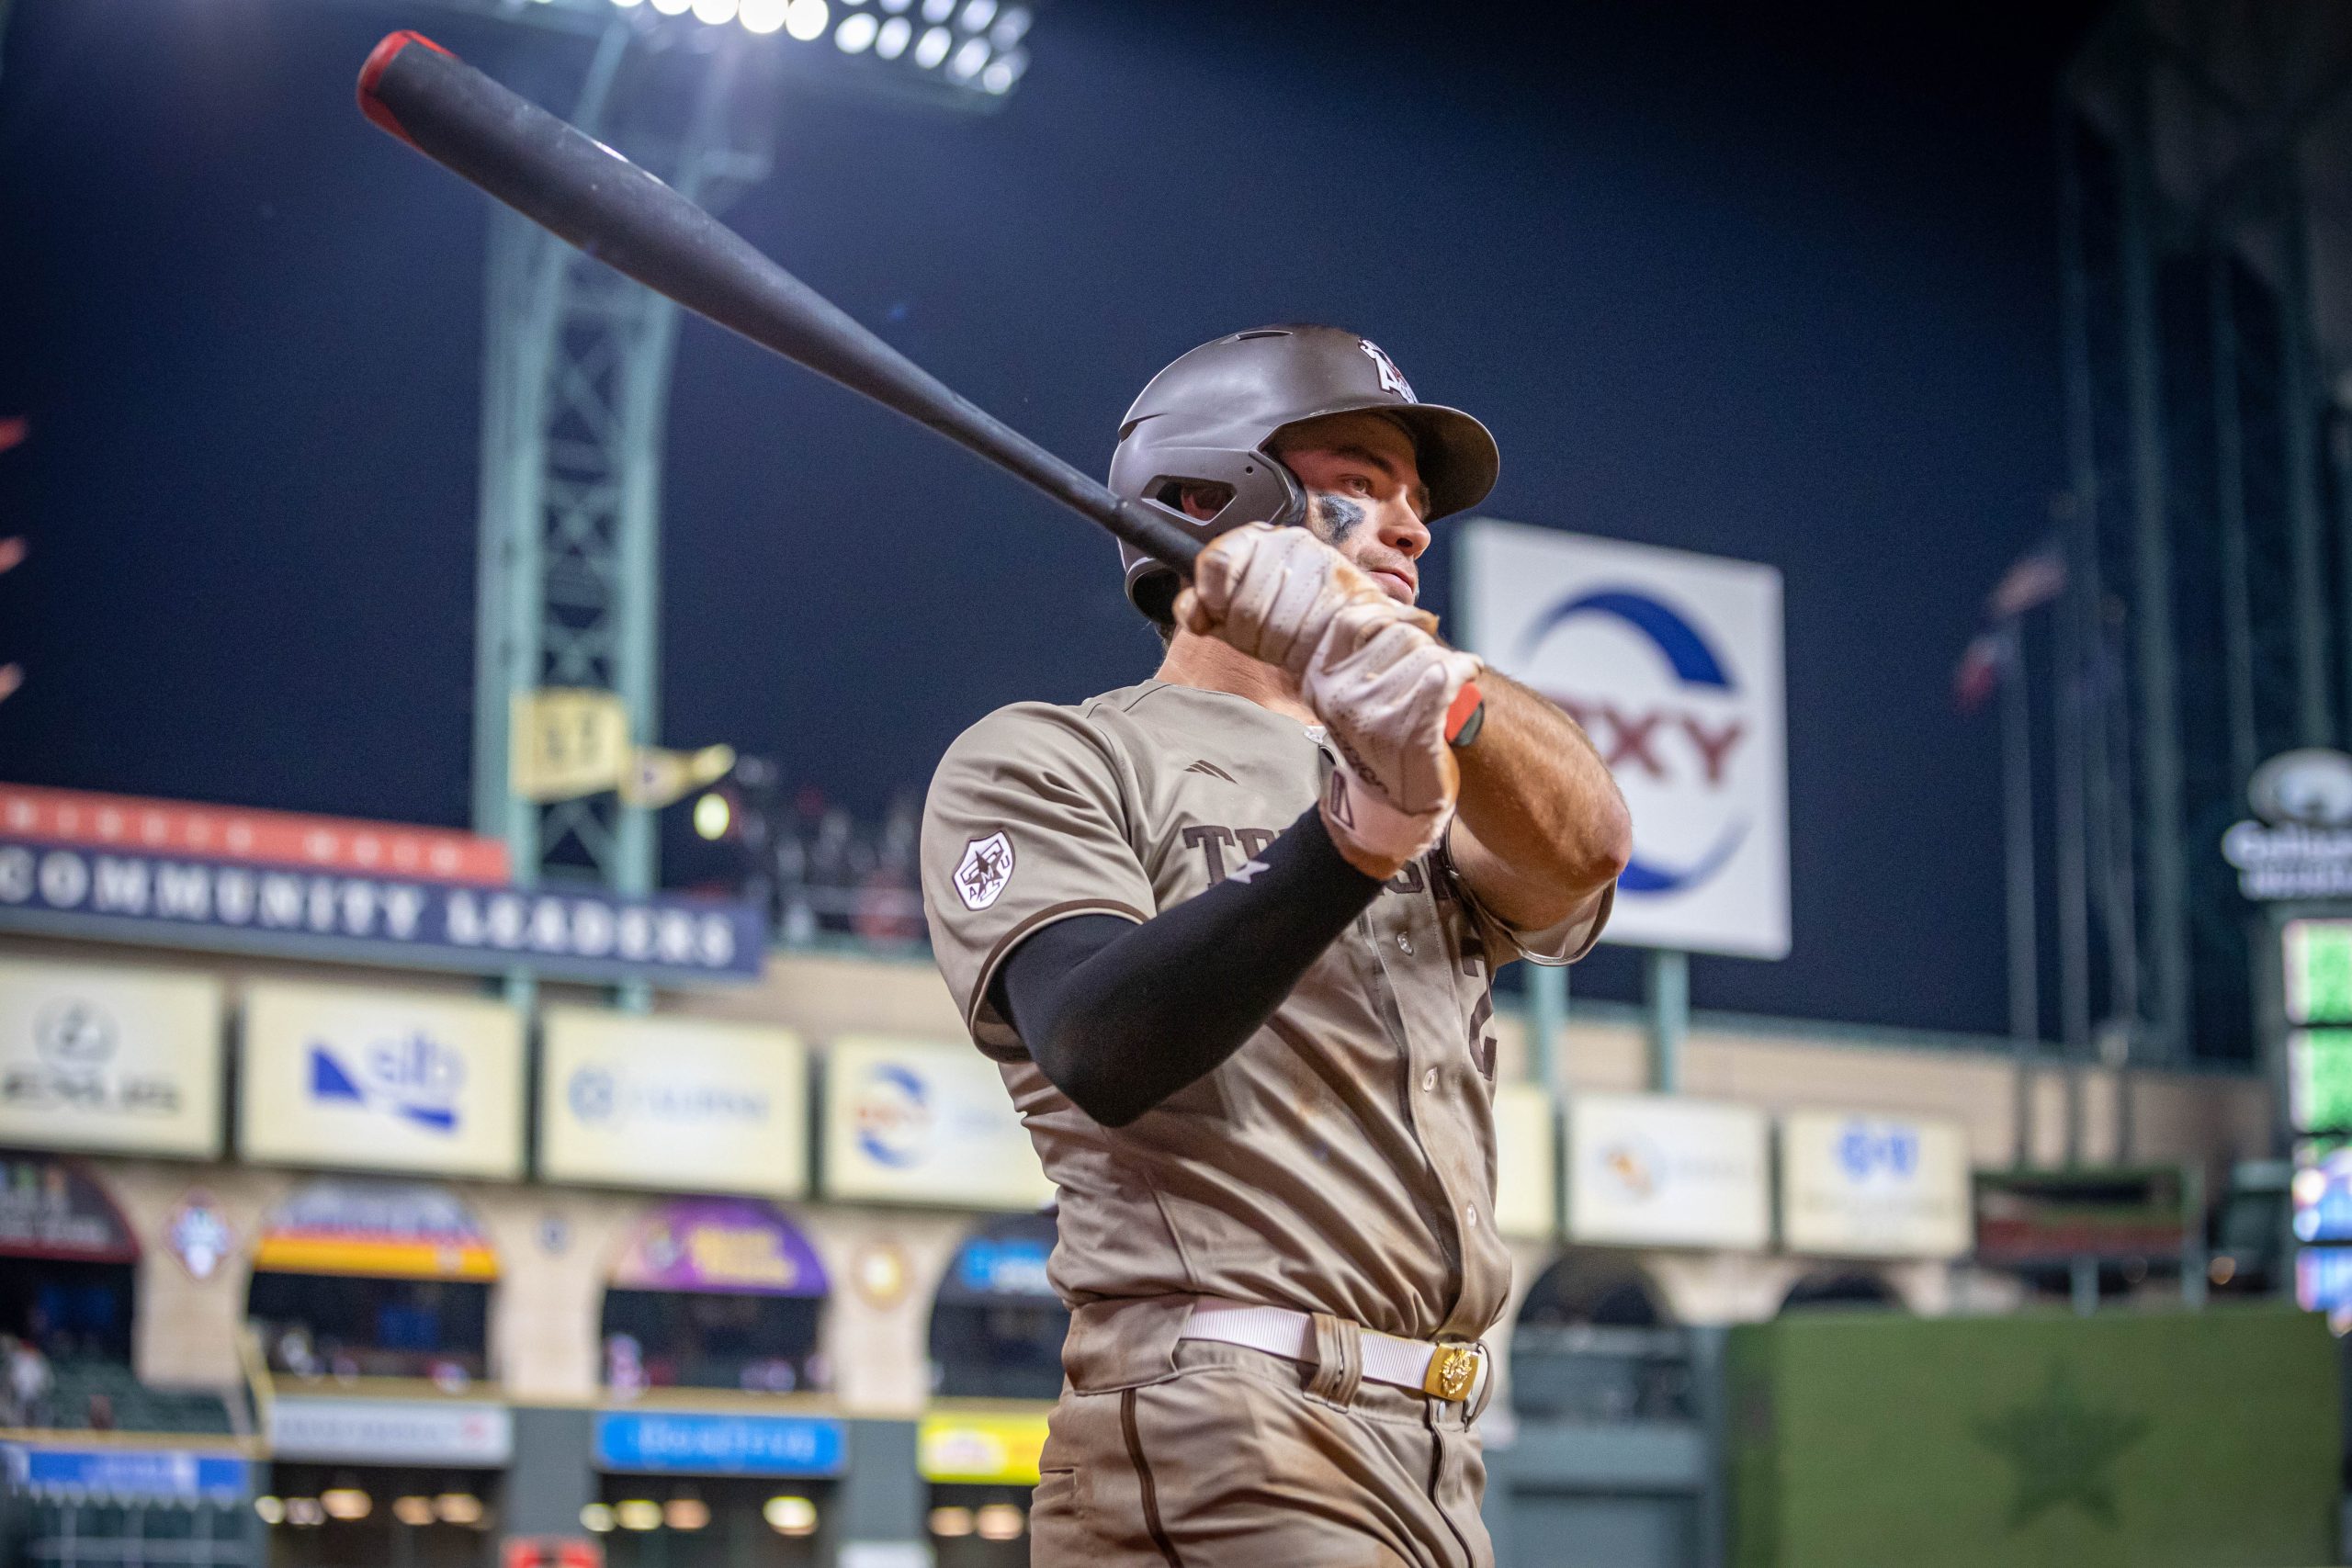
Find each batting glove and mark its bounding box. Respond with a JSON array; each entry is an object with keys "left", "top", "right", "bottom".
[
  {"left": 1173, "top": 523, "right": 1400, "bottom": 678},
  {"left": 1302, "top": 601, "right": 1483, "bottom": 879}
]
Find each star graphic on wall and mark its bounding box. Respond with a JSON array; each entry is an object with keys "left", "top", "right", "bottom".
[{"left": 1973, "top": 1360, "right": 2153, "bottom": 1530}]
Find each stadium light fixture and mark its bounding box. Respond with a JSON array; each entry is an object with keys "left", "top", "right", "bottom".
[
  {"left": 763, "top": 1495, "right": 819, "bottom": 1535},
  {"left": 929, "top": 1506, "right": 975, "bottom": 1537},
  {"left": 392, "top": 1496, "right": 436, "bottom": 1527},
  {"left": 615, "top": 1499, "right": 663, "bottom": 1531}
]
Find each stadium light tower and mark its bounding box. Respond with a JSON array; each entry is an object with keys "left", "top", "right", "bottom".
[{"left": 362, "top": 0, "right": 1035, "bottom": 958}]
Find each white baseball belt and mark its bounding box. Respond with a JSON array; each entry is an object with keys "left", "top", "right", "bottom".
[{"left": 1178, "top": 1297, "right": 1488, "bottom": 1405}]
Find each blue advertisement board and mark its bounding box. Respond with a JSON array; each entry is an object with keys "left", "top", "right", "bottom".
[
  {"left": 593, "top": 1411, "right": 845, "bottom": 1476},
  {"left": 4, "top": 1444, "right": 250, "bottom": 1502},
  {"left": 0, "top": 839, "right": 763, "bottom": 986}
]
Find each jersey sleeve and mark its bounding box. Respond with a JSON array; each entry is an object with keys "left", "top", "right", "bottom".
[
  {"left": 1438, "top": 835, "right": 1614, "bottom": 968},
  {"left": 921, "top": 703, "right": 1157, "bottom": 1059}
]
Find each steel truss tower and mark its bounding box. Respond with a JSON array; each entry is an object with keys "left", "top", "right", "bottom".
[
  {"left": 2060, "top": 0, "right": 2352, "bottom": 1066},
  {"left": 470, "top": 28, "right": 777, "bottom": 908}
]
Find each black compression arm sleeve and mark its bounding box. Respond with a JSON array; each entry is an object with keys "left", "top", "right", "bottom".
[{"left": 989, "top": 806, "right": 1385, "bottom": 1127}]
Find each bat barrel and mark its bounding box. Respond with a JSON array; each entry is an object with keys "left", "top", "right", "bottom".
[{"left": 356, "top": 31, "right": 1202, "bottom": 577}]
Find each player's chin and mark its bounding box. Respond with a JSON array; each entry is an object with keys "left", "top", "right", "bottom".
[{"left": 1371, "top": 570, "right": 1419, "bottom": 604}]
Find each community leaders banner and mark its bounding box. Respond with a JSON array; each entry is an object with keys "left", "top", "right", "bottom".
[
  {"left": 0, "top": 959, "right": 222, "bottom": 1157},
  {"left": 539, "top": 1009, "right": 808, "bottom": 1197},
  {"left": 820, "top": 1036, "right": 1051, "bottom": 1210},
  {"left": 1456, "top": 520, "right": 1789, "bottom": 958},
  {"left": 1779, "top": 1111, "right": 1971, "bottom": 1258},
  {"left": 240, "top": 983, "right": 525, "bottom": 1179},
  {"left": 1566, "top": 1092, "right": 1770, "bottom": 1249}
]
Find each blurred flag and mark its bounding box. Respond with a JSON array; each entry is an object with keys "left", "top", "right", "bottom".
[
  {"left": 511, "top": 688, "right": 630, "bottom": 802},
  {"left": 1986, "top": 541, "right": 2067, "bottom": 620},
  {"left": 618, "top": 743, "right": 737, "bottom": 808},
  {"left": 1953, "top": 631, "right": 2006, "bottom": 714}
]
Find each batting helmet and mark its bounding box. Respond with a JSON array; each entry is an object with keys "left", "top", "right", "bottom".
[{"left": 1106, "top": 325, "right": 1499, "bottom": 623}]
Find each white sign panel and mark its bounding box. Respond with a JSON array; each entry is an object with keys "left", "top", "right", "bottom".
[
  {"left": 240, "top": 982, "right": 524, "bottom": 1179},
  {"left": 1457, "top": 520, "right": 1789, "bottom": 958},
  {"left": 1779, "top": 1110, "right": 1971, "bottom": 1258},
  {"left": 821, "top": 1036, "right": 1051, "bottom": 1210},
  {"left": 1491, "top": 1082, "right": 1558, "bottom": 1239},
  {"left": 0, "top": 960, "right": 222, "bottom": 1157},
  {"left": 267, "top": 1395, "right": 512, "bottom": 1464},
  {"left": 1566, "top": 1093, "right": 1770, "bottom": 1249},
  {"left": 540, "top": 1008, "right": 809, "bottom": 1197}
]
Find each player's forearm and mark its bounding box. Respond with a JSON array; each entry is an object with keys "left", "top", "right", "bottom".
[
  {"left": 991, "top": 807, "right": 1383, "bottom": 1127},
  {"left": 1452, "top": 671, "right": 1631, "bottom": 927}
]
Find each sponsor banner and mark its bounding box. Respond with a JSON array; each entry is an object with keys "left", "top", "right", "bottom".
[
  {"left": 935, "top": 1214, "right": 1058, "bottom": 1306},
  {"left": 2290, "top": 1029, "right": 2352, "bottom": 1134},
  {"left": 820, "top": 1036, "right": 1051, "bottom": 1210},
  {"left": 1457, "top": 521, "right": 1790, "bottom": 957},
  {"left": 0, "top": 840, "right": 763, "bottom": 987},
  {"left": 0, "top": 783, "right": 509, "bottom": 885},
  {"left": 1492, "top": 1082, "right": 1558, "bottom": 1239},
  {"left": 1566, "top": 1093, "right": 1770, "bottom": 1250},
  {"left": 255, "top": 1179, "right": 498, "bottom": 1280},
  {"left": 592, "top": 1411, "right": 844, "bottom": 1476},
  {"left": 609, "top": 1197, "right": 827, "bottom": 1296},
  {"left": 2294, "top": 1146, "right": 2352, "bottom": 1245},
  {"left": 1973, "top": 1167, "right": 2194, "bottom": 1265},
  {"left": 916, "top": 1411, "right": 1051, "bottom": 1486},
  {"left": 2285, "top": 919, "right": 2352, "bottom": 1026},
  {"left": 0, "top": 1154, "right": 138, "bottom": 1261},
  {"left": 3, "top": 1443, "right": 250, "bottom": 1503},
  {"left": 268, "top": 1396, "right": 513, "bottom": 1464},
  {"left": 0, "top": 959, "right": 222, "bottom": 1158},
  {"left": 240, "top": 984, "right": 525, "bottom": 1179},
  {"left": 539, "top": 1009, "right": 808, "bottom": 1197},
  {"left": 1781, "top": 1111, "right": 1971, "bottom": 1259}
]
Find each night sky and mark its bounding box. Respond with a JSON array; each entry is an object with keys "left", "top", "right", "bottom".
[{"left": 0, "top": 0, "right": 2106, "bottom": 1034}]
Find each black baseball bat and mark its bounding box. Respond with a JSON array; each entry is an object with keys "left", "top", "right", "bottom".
[{"left": 356, "top": 32, "right": 1486, "bottom": 745}]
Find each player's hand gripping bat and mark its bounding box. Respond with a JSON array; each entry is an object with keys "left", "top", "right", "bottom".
[{"left": 356, "top": 32, "right": 1483, "bottom": 747}]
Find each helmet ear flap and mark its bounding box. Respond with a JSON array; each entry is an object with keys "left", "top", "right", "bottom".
[{"left": 1119, "top": 454, "right": 1307, "bottom": 625}]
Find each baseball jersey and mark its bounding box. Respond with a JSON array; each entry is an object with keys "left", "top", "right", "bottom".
[{"left": 920, "top": 679, "right": 1609, "bottom": 1344}]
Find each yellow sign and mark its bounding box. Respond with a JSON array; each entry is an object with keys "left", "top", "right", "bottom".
[
  {"left": 512, "top": 688, "right": 630, "bottom": 803},
  {"left": 1491, "top": 1082, "right": 1557, "bottom": 1239},
  {"left": 821, "top": 1036, "right": 1052, "bottom": 1210},
  {"left": 0, "top": 960, "right": 223, "bottom": 1158},
  {"left": 539, "top": 1009, "right": 809, "bottom": 1196},
  {"left": 239, "top": 983, "right": 525, "bottom": 1179},
  {"left": 917, "top": 1411, "right": 1051, "bottom": 1485},
  {"left": 1779, "top": 1110, "right": 1972, "bottom": 1259}
]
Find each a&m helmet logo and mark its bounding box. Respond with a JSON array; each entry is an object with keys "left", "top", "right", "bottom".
[
  {"left": 955, "top": 830, "right": 1014, "bottom": 910},
  {"left": 1359, "top": 339, "right": 1417, "bottom": 401}
]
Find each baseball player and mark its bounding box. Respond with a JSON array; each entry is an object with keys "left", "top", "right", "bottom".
[{"left": 919, "top": 325, "right": 1630, "bottom": 1567}]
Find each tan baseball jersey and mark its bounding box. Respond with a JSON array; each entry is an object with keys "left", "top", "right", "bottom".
[{"left": 921, "top": 678, "right": 1609, "bottom": 1345}]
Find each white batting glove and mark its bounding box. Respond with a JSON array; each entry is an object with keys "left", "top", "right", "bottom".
[
  {"left": 1302, "top": 602, "right": 1483, "bottom": 879},
  {"left": 1172, "top": 523, "right": 1399, "bottom": 678}
]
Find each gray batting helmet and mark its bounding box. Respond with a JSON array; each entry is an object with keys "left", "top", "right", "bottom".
[{"left": 1106, "top": 325, "right": 1500, "bottom": 623}]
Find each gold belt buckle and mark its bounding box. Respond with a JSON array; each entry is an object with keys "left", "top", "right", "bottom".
[{"left": 1421, "top": 1343, "right": 1480, "bottom": 1402}]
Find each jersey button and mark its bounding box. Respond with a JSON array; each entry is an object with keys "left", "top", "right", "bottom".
[
  {"left": 1464, "top": 1205, "right": 1480, "bottom": 1229},
  {"left": 1396, "top": 934, "right": 1414, "bottom": 954},
  {"left": 1420, "top": 1068, "right": 1437, "bottom": 1092}
]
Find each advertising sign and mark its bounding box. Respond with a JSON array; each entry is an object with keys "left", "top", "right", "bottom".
[
  {"left": 1566, "top": 1093, "right": 1770, "bottom": 1249},
  {"left": 936, "top": 1214, "right": 1058, "bottom": 1306},
  {"left": 1456, "top": 520, "right": 1789, "bottom": 957},
  {"left": 0, "top": 1154, "right": 138, "bottom": 1261},
  {"left": 0, "top": 782, "right": 508, "bottom": 884},
  {"left": 0, "top": 839, "right": 763, "bottom": 986},
  {"left": 1491, "top": 1081, "right": 1558, "bottom": 1239},
  {"left": 820, "top": 1036, "right": 1052, "bottom": 1210},
  {"left": 916, "top": 1412, "right": 1051, "bottom": 1486},
  {"left": 609, "top": 1198, "right": 828, "bottom": 1297},
  {"left": 2290, "top": 1030, "right": 2352, "bottom": 1134},
  {"left": 592, "top": 1411, "right": 845, "bottom": 1476},
  {"left": 268, "top": 1396, "right": 513, "bottom": 1464},
  {"left": 1779, "top": 1111, "right": 1970, "bottom": 1258},
  {"left": 3, "top": 1443, "right": 249, "bottom": 1503},
  {"left": 2285, "top": 919, "right": 2352, "bottom": 1025},
  {"left": 254, "top": 1179, "right": 499, "bottom": 1280},
  {"left": 2222, "top": 749, "right": 2352, "bottom": 899},
  {"left": 1973, "top": 1167, "right": 2194, "bottom": 1264},
  {"left": 2292, "top": 1147, "right": 2352, "bottom": 1244},
  {"left": 240, "top": 984, "right": 525, "bottom": 1179},
  {"left": 539, "top": 1009, "right": 808, "bottom": 1197},
  {"left": 0, "top": 959, "right": 222, "bottom": 1157}
]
